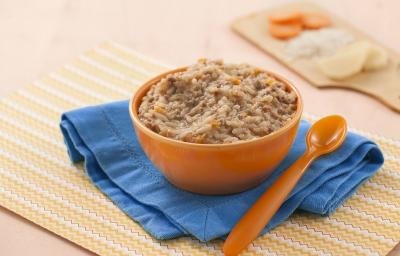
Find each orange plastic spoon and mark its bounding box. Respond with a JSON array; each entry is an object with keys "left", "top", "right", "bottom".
[{"left": 223, "top": 115, "right": 347, "bottom": 256}]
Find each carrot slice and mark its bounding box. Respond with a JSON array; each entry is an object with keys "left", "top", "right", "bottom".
[
  {"left": 301, "top": 12, "right": 331, "bottom": 29},
  {"left": 269, "top": 10, "right": 302, "bottom": 24},
  {"left": 268, "top": 22, "right": 302, "bottom": 40}
]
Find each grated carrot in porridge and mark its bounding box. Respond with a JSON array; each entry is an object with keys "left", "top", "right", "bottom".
[{"left": 138, "top": 60, "right": 297, "bottom": 144}]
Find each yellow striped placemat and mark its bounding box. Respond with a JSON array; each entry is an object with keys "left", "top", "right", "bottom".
[{"left": 0, "top": 41, "right": 399, "bottom": 256}]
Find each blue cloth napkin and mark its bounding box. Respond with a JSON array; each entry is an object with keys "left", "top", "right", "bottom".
[{"left": 60, "top": 100, "right": 384, "bottom": 242}]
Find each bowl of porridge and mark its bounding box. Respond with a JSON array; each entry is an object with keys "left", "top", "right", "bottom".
[{"left": 129, "top": 60, "right": 303, "bottom": 195}]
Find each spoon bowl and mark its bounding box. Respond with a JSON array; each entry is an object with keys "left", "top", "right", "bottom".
[{"left": 307, "top": 115, "right": 347, "bottom": 156}]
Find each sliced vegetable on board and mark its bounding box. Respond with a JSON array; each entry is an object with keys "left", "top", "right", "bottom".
[
  {"left": 301, "top": 12, "right": 331, "bottom": 29},
  {"left": 269, "top": 22, "right": 302, "bottom": 40},
  {"left": 317, "top": 41, "right": 370, "bottom": 80}
]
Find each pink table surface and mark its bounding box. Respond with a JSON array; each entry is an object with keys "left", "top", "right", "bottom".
[{"left": 0, "top": 0, "right": 399, "bottom": 255}]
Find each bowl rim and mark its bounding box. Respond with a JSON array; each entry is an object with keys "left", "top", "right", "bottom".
[{"left": 129, "top": 66, "right": 303, "bottom": 148}]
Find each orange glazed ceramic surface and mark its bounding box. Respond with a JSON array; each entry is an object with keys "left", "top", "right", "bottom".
[{"left": 129, "top": 67, "right": 303, "bottom": 195}]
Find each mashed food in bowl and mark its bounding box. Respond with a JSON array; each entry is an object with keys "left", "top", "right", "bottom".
[{"left": 138, "top": 60, "right": 297, "bottom": 144}]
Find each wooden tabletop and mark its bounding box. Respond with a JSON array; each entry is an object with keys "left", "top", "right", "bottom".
[{"left": 0, "top": 0, "right": 399, "bottom": 255}]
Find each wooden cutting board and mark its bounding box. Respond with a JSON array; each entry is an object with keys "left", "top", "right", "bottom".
[{"left": 232, "top": 1, "right": 400, "bottom": 113}]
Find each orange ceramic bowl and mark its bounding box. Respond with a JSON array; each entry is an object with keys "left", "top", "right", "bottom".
[{"left": 129, "top": 67, "right": 303, "bottom": 195}]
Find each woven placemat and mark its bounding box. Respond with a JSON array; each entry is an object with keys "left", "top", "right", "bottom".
[{"left": 0, "top": 41, "right": 399, "bottom": 256}]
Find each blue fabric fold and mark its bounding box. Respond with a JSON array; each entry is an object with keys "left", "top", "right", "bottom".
[{"left": 60, "top": 100, "right": 384, "bottom": 241}]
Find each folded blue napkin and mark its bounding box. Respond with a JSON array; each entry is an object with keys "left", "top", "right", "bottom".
[{"left": 60, "top": 100, "right": 384, "bottom": 242}]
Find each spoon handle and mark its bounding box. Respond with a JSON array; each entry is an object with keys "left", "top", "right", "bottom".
[{"left": 223, "top": 151, "right": 315, "bottom": 256}]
